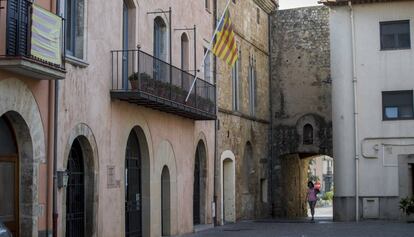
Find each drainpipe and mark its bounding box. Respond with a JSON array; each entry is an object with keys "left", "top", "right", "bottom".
[
  {"left": 348, "top": 1, "right": 360, "bottom": 222},
  {"left": 47, "top": 80, "right": 55, "bottom": 237},
  {"left": 267, "top": 11, "right": 274, "bottom": 217},
  {"left": 213, "top": 0, "right": 218, "bottom": 226},
  {"left": 53, "top": 80, "right": 59, "bottom": 237}
]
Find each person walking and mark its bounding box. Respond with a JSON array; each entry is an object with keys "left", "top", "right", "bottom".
[{"left": 306, "top": 181, "right": 318, "bottom": 221}]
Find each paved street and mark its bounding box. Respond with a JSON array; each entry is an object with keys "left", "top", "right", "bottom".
[{"left": 184, "top": 220, "right": 414, "bottom": 237}]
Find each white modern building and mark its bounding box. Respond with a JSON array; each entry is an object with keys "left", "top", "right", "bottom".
[{"left": 323, "top": 0, "right": 414, "bottom": 221}]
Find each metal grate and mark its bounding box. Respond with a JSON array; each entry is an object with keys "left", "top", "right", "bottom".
[
  {"left": 125, "top": 131, "right": 142, "bottom": 237},
  {"left": 66, "top": 138, "right": 85, "bottom": 237}
]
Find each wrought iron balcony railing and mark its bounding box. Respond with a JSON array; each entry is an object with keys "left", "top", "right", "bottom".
[
  {"left": 0, "top": 0, "right": 65, "bottom": 79},
  {"left": 110, "top": 49, "right": 216, "bottom": 120}
]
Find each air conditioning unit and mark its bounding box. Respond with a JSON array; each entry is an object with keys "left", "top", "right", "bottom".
[{"left": 363, "top": 198, "right": 379, "bottom": 219}]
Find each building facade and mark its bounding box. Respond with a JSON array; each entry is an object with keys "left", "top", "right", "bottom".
[
  {"left": 53, "top": 0, "right": 217, "bottom": 236},
  {"left": 269, "top": 6, "right": 332, "bottom": 218},
  {"left": 0, "top": 0, "right": 64, "bottom": 236},
  {"left": 216, "top": 0, "right": 276, "bottom": 223},
  {"left": 323, "top": 0, "right": 414, "bottom": 221}
]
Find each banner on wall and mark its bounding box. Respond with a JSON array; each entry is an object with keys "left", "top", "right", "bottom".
[{"left": 31, "top": 5, "right": 62, "bottom": 65}]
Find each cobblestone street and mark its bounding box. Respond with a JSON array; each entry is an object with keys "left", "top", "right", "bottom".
[{"left": 183, "top": 220, "right": 414, "bottom": 237}]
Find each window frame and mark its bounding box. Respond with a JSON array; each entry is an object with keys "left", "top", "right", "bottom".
[
  {"left": 232, "top": 58, "right": 240, "bottom": 111},
  {"left": 64, "top": 0, "right": 86, "bottom": 60},
  {"left": 205, "top": 0, "right": 211, "bottom": 13},
  {"left": 380, "top": 20, "right": 411, "bottom": 51},
  {"left": 382, "top": 90, "right": 414, "bottom": 121}
]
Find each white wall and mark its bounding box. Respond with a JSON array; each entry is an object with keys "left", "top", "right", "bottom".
[{"left": 331, "top": 2, "right": 414, "bottom": 200}]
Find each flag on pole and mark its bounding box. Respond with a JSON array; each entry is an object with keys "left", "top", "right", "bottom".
[{"left": 212, "top": 9, "right": 238, "bottom": 66}]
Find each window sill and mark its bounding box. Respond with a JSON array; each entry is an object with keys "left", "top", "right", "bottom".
[
  {"left": 380, "top": 47, "right": 411, "bottom": 51},
  {"left": 383, "top": 117, "right": 414, "bottom": 121},
  {"left": 205, "top": 8, "right": 211, "bottom": 14},
  {"left": 65, "top": 55, "right": 89, "bottom": 68}
]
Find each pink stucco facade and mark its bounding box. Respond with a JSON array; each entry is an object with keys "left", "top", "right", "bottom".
[{"left": 55, "top": 0, "right": 215, "bottom": 236}]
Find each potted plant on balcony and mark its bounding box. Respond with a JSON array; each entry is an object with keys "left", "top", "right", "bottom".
[
  {"left": 128, "top": 72, "right": 153, "bottom": 90},
  {"left": 128, "top": 72, "right": 139, "bottom": 90},
  {"left": 400, "top": 196, "right": 414, "bottom": 223}
]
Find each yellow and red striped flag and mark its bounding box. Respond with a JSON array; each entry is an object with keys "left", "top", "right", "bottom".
[{"left": 212, "top": 10, "right": 238, "bottom": 66}]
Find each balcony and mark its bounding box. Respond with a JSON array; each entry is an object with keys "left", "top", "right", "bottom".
[
  {"left": 110, "top": 49, "right": 216, "bottom": 120},
  {"left": 0, "top": 0, "right": 65, "bottom": 80}
]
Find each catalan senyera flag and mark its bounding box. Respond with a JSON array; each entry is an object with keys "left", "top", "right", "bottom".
[{"left": 212, "top": 10, "right": 238, "bottom": 66}]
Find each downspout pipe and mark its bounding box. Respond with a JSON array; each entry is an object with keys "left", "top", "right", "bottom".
[
  {"left": 213, "top": 0, "right": 218, "bottom": 226},
  {"left": 268, "top": 10, "right": 274, "bottom": 217},
  {"left": 348, "top": 1, "right": 360, "bottom": 222}
]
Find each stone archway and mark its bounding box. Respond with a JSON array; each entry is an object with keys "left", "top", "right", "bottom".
[
  {"left": 62, "top": 124, "right": 99, "bottom": 237},
  {"left": 154, "top": 140, "right": 178, "bottom": 236},
  {"left": 124, "top": 126, "right": 151, "bottom": 237},
  {"left": 161, "top": 165, "right": 171, "bottom": 236},
  {"left": 241, "top": 142, "right": 255, "bottom": 219},
  {"left": 0, "top": 79, "right": 46, "bottom": 237},
  {"left": 193, "top": 140, "right": 207, "bottom": 225},
  {"left": 220, "top": 150, "right": 236, "bottom": 224}
]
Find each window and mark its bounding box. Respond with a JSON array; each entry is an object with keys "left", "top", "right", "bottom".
[
  {"left": 248, "top": 54, "right": 257, "bottom": 116},
  {"left": 382, "top": 90, "right": 414, "bottom": 120},
  {"left": 181, "top": 33, "right": 189, "bottom": 71},
  {"left": 205, "top": 0, "right": 211, "bottom": 12},
  {"left": 232, "top": 46, "right": 241, "bottom": 111},
  {"left": 204, "top": 48, "right": 211, "bottom": 82},
  {"left": 380, "top": 20, "right": 411, "bottom": 50},
  {"left": 256, "top": 8, "right": 260, "bottom": 24},
  {"left": 303, "top": 124, "right": 314, "bottom": 145},
  {"left": 232, "top": 0, "right": 236, "bottom": 4},
  {"left": 65, "top": 0, "right": 85, "bottom": 59}
]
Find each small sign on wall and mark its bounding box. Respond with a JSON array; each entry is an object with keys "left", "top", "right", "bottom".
[{"left": 107, "top": 165, "right": 120, "bottom": 188}]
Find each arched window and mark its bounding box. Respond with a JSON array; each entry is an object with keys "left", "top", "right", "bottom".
[
  {"left": 154, "top": 17, "right": 167, "bottom": 61},
  {"left": 303, "top": 124, "right": 314, "bottom": 145},
  {"left": 181, "top": 33, "right": 189, "bottom": 71}
]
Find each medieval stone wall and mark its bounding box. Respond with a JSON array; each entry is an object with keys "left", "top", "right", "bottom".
[
  {"left": 269, "top": 6, "right": 332, "bottom": 217},
  {"left": 216, "top": 0, "right": 275, "bottom": 222}
]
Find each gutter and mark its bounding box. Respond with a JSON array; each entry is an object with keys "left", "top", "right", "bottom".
[{"left": 348, "top": 1, "right": 360, "bottom": 222}]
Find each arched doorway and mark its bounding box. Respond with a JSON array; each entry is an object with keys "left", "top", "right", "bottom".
[
  {"left": 0, "top": 115, "right": 19, "bottom": 236},
  {"left": 161, "top": 166, "right": 171, "bottom": 236},
  {"left": 193, "top": 141, "right": 207, "bottom": 225},
  {"left": 242, "top": 142, "right": 255, "bottom": 219},
  {"left": 65, "top": 135, "right": 95, "bottom": 237},
  {"left": 66, "top": 138, "right": 85, "bottom": 237},
  {"left": 125, "top": 131, "right": 142, "bottom": 237},
  {"left": 221, "top": 151, "right": 236, "bottom": 224}
]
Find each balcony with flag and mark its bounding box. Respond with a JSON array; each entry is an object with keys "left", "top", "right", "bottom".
[
  {"left": 0, "top": 0, "right": 65, "bottom": 80},
  {"left": 110, "top": 49, "right": 216, "bottom": 120}
]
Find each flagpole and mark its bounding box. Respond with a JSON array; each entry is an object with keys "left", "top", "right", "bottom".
[{"left": 185, "top": 0, "right": 232, "bottom": 102}]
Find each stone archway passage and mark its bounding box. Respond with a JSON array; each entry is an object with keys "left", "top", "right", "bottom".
[
  {"left": 66, "top": 138, "right": 85, "bottom": 237},
  {"left": 223, "top": 158, "right": 235, "bottom": 223},
  {"left": 161, "top": 166, "right": 171, "bottom": 236},
  {"left": 125, "top": 130, "right": 142, "bottom": 237}
]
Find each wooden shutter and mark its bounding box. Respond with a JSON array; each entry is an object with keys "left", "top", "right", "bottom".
[{"left": 6, "top": 0, "right": 30, "bottom": 56}]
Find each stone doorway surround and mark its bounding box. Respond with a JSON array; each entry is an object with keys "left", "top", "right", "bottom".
[
  {"left": 220, "top": 150, "right": 236, "bottom": 224},
  {"left": 61, "top": 123, "right": 99, "bottom": 237},
  {"left": 0, "top": 78, "right": 46, "bottom": 237}
]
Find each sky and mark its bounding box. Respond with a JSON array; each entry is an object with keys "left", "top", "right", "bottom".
[{"left": 278, "top": 0, "right": 320, "bottom": 10}]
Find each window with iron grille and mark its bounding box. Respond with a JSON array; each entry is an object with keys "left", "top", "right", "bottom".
[
  {"left": 380, "top": 20, "right": 411, "bottom": 50},
  {"left": 65, "top": 0, "right": 85, "bottom": 59},
  {"left": 382, "top": 90, "right": 414, "bottom": 120}
]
